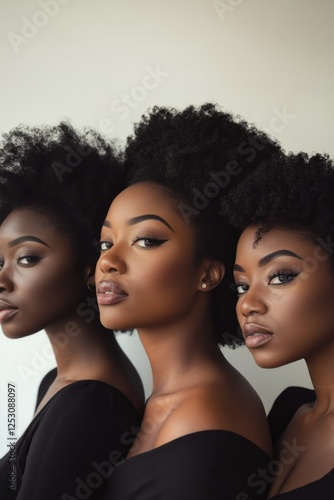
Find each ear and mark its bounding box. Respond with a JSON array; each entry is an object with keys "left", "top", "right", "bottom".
[{"left": 198, "top": 259, "right": 225, "bottom": 292}]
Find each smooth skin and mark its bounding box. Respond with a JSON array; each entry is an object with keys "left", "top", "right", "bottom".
[
  {"left": 0, "top": 208, "right": 144, "bottom": 413},
  {"left": 234, "top": 225, "right": 334, "bottom": 497},
  {"left": 96, "top": 182, "right": 272, "bottom": 457}
]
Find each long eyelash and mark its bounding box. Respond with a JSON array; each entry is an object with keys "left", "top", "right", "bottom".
[
  {"left": 99, "top": 241, "right": 113, "bottom": 251},
  {"left": 132, "top": 236, "right": 167, "bottom": 246},
  {"left": 17, "top": 255, "right": 40, "bottom": 264},
  {"left": 268, "top": 270, "right": 298, "bottom": 280},
  {"left": 268, "top": 270, "right": 300, "bottom": 287}
]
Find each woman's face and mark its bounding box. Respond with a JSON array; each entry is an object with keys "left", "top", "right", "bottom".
[
  {"left": 96, "top": 182, "right": 207, "bottom": 332},
  {"left": 0, "top": 208, "right": 88, "bottom": 338},
  {"left": 233, "top": 225, "right": 334, "bottom": 368}
]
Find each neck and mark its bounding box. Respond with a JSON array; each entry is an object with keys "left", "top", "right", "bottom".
[
  {"left": 305, "top": 343, "right": 334, "bottom": 413},
  {"left": 41, "top": 298, "right": 145, "bottom": 414},
  {"left": 45, "top": 310, "right": 118, "bottom": 380},
  {"left": 137, "top": 312, "right": 225, "bottom": 396}
]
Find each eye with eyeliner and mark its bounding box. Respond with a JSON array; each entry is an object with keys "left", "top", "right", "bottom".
[
  {"left": 132, "top": 236, "right": 168, "bottom": 249},
  {"left": 17, "top": 255, "right": 42, "bottom": 266},
  {"left": 234, "top": 281, "right": 249, "bottom": 295},
  {"left": 267, "top": 269, "right": 299, "bottom": 285},
  {"left": 99, "top": 241, "right": 113, "bottom": 252},
  {"left": 233, "top": 268, "right": 300, "bottom": 295}
]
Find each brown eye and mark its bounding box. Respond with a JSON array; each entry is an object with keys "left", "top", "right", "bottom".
[
  {"left": 100, "top": 241, "right": 113, "bottom": 251},
  {"left": 17, "top": 255, "right": 41, "bottom": 266},
  {"left": 235, "top": 282, "right": 249, "bottom": 295},
  {"left": 133, "top": 237, "right": 167, "bottom": 249},
  {"left": 268, "top": 271, "right": 299, "bottom": 285}
]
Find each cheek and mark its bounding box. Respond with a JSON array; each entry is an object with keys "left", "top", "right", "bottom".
[
  {"left": 282, "top": 282, "right": 334, "bottom": 324},
  {"left": 139, "top": 255, "right": 197, "bottom": 292},
  {"left": 302, "top": 296, "right": 334, "bottom": 339},
  {"left": 24, "top": 265, "right": 83, "bottom": 306},
  {"left": 269, "top": 284, "right": 334, "bottom": 353}
]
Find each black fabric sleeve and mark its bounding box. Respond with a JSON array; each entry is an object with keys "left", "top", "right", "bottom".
[
  {"left": 34, "top": 368, "right": 57, "bottom": 411},
  {"left": 16, "top": 381, "right": 140, "bottom": 500},
  {"left": 267, "top": 386, "right": 315, "bottom": 445}
]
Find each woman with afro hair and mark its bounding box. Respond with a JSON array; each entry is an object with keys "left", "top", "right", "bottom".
[
  {"left": 223, "top": 152, "right": 334, "bottom": 498},
  {"left": 95, "top": 103, "right": 282, "bottom": 499},
  {"left": 0, "top": 122, "right": 144, "bottom": 500}
]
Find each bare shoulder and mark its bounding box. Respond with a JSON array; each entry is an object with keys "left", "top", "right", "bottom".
[
  {"left": 278, "top": 404, "right": 334, "bottom": 459},
  {"left": 154, "top": 378, "right": 272, "bottom": 456}
]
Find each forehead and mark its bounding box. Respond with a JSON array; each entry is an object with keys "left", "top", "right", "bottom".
[
  {"left": 104, "top": 182, "right": 197, "bottom": 239},
  {"left": 0, "top": 208, "right": 70, "bottom": 246},
  {"left": 106, "top": 182, "right": 179, "bottom": 219},
  {"left": 237, "top": 226, "right": 319, "bottom": 257},
  {"left": 1, "top": 208, "right": 50, "bottom": 231}
]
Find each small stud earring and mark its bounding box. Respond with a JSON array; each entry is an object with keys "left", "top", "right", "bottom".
[{"left": 201, "top": 283, "right": 207, "bottom": 289}]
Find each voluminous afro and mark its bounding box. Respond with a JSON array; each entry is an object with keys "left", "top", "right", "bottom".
[
  {"left": 124, "top": 104, "right": 282, "bottom": 346},
  {"left": 221, "top": 152, "right": 334, "bottom": 268},
  {"left": 0, "top": 121, "right": 124, "bottom": 268}
]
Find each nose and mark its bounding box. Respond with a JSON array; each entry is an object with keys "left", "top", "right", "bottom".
[
  {"left": 238, "top": 285, "right": 267, "bottom": 318},
  {"left": 97, "top": 245, "right": 126, "bottom": 275},
  {"left": 0, "top": 264, "right": 14, "bottom": 292}
]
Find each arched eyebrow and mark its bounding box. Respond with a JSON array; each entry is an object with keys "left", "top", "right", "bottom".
[
  {"left": 128, "top": 214, "right": 174, "bottom": 232},
  {"left": 8, "top": 236, "right": 50, "bottom": 248},
  {"left": 258, "top": 250, "right": 303, "bottom": 267},
  {"left": 234, "top": 249, "right": 303, "bottom": 272},
  {"left": 102, "top": 214, "right": 174, "bottom": 232}
]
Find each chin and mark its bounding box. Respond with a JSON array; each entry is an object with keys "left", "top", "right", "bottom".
[
  {"left": 100, "top": 317, "right": 132, "bottom": 332},
  {"left": 251, "top": 352, "right": 287, "bottom": 369},
  {"left": 2, "top": 330, "right": 32, "bottom": 339}
]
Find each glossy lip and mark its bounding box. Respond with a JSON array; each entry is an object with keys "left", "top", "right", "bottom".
[
  {"left": 242, "top": 323, "right": 273, "bottom": 348},
  {"left": 0, "top": 300, "right": 18, "bottom": 323},
  {"left": 96, "top": 280, "right": 128, "bottom": 306}
]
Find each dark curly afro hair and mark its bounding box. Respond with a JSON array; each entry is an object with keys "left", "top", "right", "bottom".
[
  {"left": 124, "top": 104, "right": 282, "bottom": 346},
  {"left": 221, "top": 152, "right": 334, "bottom": 268},
  {"left": 0, "top": 121, "right": 124, "bottom": 269}
]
